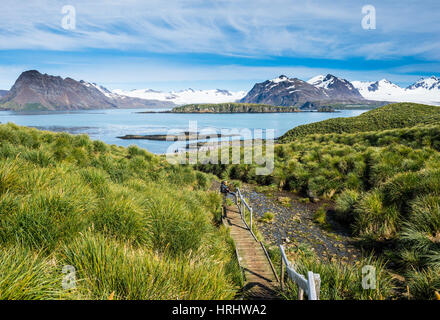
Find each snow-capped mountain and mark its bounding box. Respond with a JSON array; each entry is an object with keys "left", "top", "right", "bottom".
[
  {"left": 352, "top": 76, "right": 440, "bottom": 105},
  {"left": 240, "top": 75, "right": 330, "bottom": 107},
  {"left": 307, "top": 75, "right": 326, "bottom": 87},
  {"left": 306, "top": 74, "right": 363, "bottom": 100},
  {"left": 351, "top": 79, "right": 405, "bottom": 101},
  {"left": 113, "top": 88, "right": 247, "bottom": 105},
  {"left": 80, "top": 80, "right": 175, "bottom": 108},
  {"left": 240, "top": 74, "right": 366, "bottom": 108},
  {"left": 81, "top": 81, "right": 121, "bottom": 99},
  {"left": 408, "top": 76, "right": 440, "bottom": 91}
]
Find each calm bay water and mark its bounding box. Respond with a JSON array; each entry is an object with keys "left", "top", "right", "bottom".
[{"left": 0, "top": 108, "right": 367, "bottom": 154}]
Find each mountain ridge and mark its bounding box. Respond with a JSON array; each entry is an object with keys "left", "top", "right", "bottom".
[
  {"left": 352, "top": 76, "right": 440, "bottom": 105},
  {"left": 240, "top": 74, "right": 440, "bottom": 108},
  {"left": 239, "top": 74, "right": 370, "bottom": 109},
  {"left": 0, "top": 70, "right": 175, "bottom": 111},
  {"left": 2, "top": 70, "right": 440, "bottom": 111}
]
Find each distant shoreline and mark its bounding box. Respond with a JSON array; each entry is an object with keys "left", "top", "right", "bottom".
[{"left": 137, "top": 110, "right": 340, "bottom": 114}]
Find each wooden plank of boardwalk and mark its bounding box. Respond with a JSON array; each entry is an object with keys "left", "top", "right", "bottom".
[{"left": 223, "top": 205, "right": 279, "bottom": 299}]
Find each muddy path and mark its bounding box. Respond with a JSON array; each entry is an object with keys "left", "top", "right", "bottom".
[{"left": 236, "top": 184, "right": 362, "bottom": 264}]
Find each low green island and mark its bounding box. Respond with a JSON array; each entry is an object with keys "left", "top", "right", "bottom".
[
  {"left": 161, "top": 102, "right": 388, "bottom": 114},
  {"left": 168, "top": 103, "right": 302, "bottom": 113},
  {"left": 138, "top": 102, "right": 339, "bottom": 113},
  {"left": 166, "top": 103, "right": 339, "bottom": 113}
]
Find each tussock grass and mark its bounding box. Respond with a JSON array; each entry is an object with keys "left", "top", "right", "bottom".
[
  {"left": 0, "top": 123, "right": 240, "bottom": 300},
  {"left": 61, "top": 232, "right": 237, "bottom": 300},
  {"left": 275, "top": 246, "right": 394, "bottom": 300},
  {"left": 260, "top": 211, "right": 275, "bottom": 223},
  {"left": 195, "top": 103, "right": 440, "bottom": 299},
  {"left": 312, "top": 206, "right": 331, "bottom": 230},
  {"left": 406, "top": 267, "right": 440, "bottom": 300},
  {"left": 353, "top": 191, "right": 399, "bottom": 240},
  {"left": 0, "top": 246, "right": 65, "bottom": 300},
  {"left": 335, "top": 189, "right": 359, "bottom": 224},
  {"left": 279, "top": 103, "right": 440, "bottom": 142}
]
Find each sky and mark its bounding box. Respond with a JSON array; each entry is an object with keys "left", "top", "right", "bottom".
[{"left": 0, "top": 0, "right": 439, "bottom": 91}]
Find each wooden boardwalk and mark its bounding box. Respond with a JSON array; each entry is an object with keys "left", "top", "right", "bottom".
[{"left": 223, "top": 205, "right": 279, "bottom": 299}]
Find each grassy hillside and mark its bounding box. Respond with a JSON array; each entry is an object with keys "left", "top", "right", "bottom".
[
  {"left": 279, "top": 103, "right": 440, "bottom": 143},
  {"left": 0, "top": 123, "right": 241, "bottom": 299},
  {"left": 171, "top": 102, "right": 299, "bottom": 113},
  {"left": 196, "top": 120, "right": 440, "bottom": 299}
]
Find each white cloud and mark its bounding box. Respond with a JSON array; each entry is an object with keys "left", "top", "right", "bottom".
[
  {"left": 0, "top": 0, "right": 438, "bottom": 91},
  {"left": 0, "top": 0, "right": 438, "bottom": 60}
]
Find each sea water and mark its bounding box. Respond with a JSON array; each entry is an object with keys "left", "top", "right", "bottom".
[{"left": 0, "top": 108, "right": 367, "bottom": 154}]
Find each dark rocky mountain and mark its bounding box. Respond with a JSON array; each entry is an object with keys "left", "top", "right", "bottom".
[
  {"left": 307, "top": 74, "right": 364, "bottom": 100},
  {"left": 240, "top": 74, "right": 367, "bottom": 109},
  {"left": 0, "top": 90, "right": 8, "bottom": 98},
  {"left": 0, "top": 70, "right": 174, "bottom": 111}
]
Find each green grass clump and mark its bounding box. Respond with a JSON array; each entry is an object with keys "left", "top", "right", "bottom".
[
  {"left": 277, "top": 196, "right": 291, "bottom": 207},
  {"left": 335, "top": 189, "right": 360, "bottom": 224},
  {"left": 406, "top": 267, "right": 440, "bottom": 300},
  {"left": 61, "top": 232, "right": 237, "bottom": 300},
  {"left": 0, "top": 246, "right": 65, "bottom": 300},
  {"left": 0, "top": 123, "right": 241, "bottom": 300},
  {"left": 279, "top": 246, "right": 394, "bottom": 300},
  {"left": 313, "top": 206, "right": 327, "bottom": 226},
  {"left": 353, "top": 190, "right": 399, "bottom": 240},
  {"left": 260, "top": 211, "right": 275, "bottom": 223}
]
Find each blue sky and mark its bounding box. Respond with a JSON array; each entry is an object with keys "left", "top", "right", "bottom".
[{"left": 0, "top": 0, "right": 439, "bottom": 91}]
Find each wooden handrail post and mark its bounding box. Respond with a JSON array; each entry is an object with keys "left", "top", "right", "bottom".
[
  {"left": 298, "top": 287, "right": 304, "bottom": 300},
  {"left": 314, "top": 274, "right": 321, "bottom": 300},
  {"left": 307, "top": 271, "right": 317, "bottom": 300}
]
